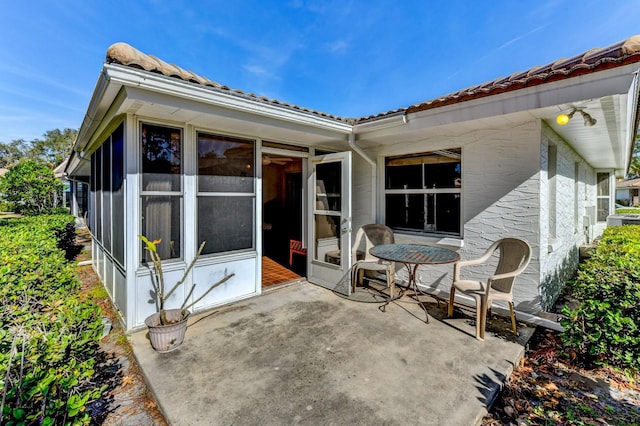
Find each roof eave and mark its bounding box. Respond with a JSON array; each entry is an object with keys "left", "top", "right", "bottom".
[{"left": 105, "top": 64, "right": 353, "bottom": 134}]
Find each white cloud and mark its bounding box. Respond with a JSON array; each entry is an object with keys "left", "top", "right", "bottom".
[
  {"left": 326, "top": 40, "right": 349, "bottom": 54},
  {"left": 0, "top": 63, "right": 87, "bottom": 97},
  {"left": 497, "top": 25, "right": 549, "bottom": 51},
  {"left": 243, "top": 65, "right": 269, "bottom": 76}
]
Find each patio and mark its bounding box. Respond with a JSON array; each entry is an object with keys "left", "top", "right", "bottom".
[{"left": 131, "top": 281, "right": 534, "bottom": 425}]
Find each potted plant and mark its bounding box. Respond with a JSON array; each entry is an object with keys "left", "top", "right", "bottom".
[{"left": 140, "top": 235, "right": 234, "bottom": 352}]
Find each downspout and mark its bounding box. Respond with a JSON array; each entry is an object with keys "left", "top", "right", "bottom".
[
  {"left": 625, "top": 70, "right": 640, "bottom": 176},
  {"left": 348, "top": 133, "right": 377, "bottom": 222}
]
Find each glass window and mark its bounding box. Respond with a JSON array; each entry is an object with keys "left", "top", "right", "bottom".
[
  {"left": 140, "top": 123, "right": 183, "bottom": 261},
  {"left": 75, "top": 180, "right": 88, "bottom": 216},
  {"left": 197, "top": 132, "right": 256, "bottom": 255},
  {"left": 89, "top": 154, "right": 96, "bottom": 233},
  {"left": 102, "top": 137, "right": 112, "bottom": 252},
  {"left": 262, "top": 140, "right": 309, "bottom": 152},
  {"left": 198, "top": 133, "right": 254, "bottom": 192},
  {"left": 315, "top": 162, "right": 341, "bottom": 211},
  {"left": 141, "top": 123, "right": 181, "bottom": 192},
  {"left": 596, "top": 172, "right": 610, "bottom": 222},
  {"left": 384, "top": 149, "right": 461, "bottom": 236},
  {"left": 141, "top": 196, "right": 182, "bottom": 261},
  {"left": 95, "top": 146, "right": 102, "bottom": 243}
]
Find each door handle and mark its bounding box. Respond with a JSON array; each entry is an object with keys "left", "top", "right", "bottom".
[{"left": 340, "top": 218, "right": 351, "bottom": 235}]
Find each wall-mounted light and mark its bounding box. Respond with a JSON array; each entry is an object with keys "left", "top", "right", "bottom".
[{"left": 556, "top": 108, "right": 597, "bottom": 127}]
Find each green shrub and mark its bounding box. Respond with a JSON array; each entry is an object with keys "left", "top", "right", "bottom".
[
  {"left": 0, "top": 161, "right": 63, "bottom": 216},
  {"left": 0, "top": 214, "right": 104, "bottom": 425},
  {"left": 616, "top": 208, "right": 640, "bottom": 214},
  {"left": 0, "top": 200, "right": 13, "bottom": 212},
  {"left": 561, "top": 225, "right": 640, "bottom": 371}
]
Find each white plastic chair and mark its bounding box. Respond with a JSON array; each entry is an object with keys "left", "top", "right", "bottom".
[
  {"left": 351, "top": 224, "right": 395, "bottom": 295},
  {"left": 448, "top": 238, "right": 531, "bottom": 340}
]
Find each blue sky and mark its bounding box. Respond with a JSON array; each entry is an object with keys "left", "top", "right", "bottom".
[{"left": 1, "top": 0, "right": 639, "bottom": 143}]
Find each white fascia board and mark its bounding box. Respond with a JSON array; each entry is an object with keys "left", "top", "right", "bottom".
[
  {"left": 104, "top": 64, "right": 353, "bottom": 135},
  {"left": 353, "top": 112, "right": 407, "bottom": 134},
  {"left": 399, "top": 64, "right": 640, "bottom": 132},
  {"left": 74, "top": 69, "right": 123, "bottom": 153}
]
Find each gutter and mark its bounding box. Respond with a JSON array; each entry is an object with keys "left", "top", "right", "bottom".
[
  {"left": 105, "top": 64, "right": 353, "bottom": 134},
  {"left": 625, "top": 70, "right": 640, "bottom": 176},
  {"left": 347, "top": 111, "right": 408, "bottom": 222},
  {"left": 65, "top": 68, "right": 112, "bottom": 176}
]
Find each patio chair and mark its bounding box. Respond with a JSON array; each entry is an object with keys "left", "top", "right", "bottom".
[
  {"left": 351, "top": 224, "right": 395, "bottom": 294},
  {"left": 289, "top": 239, "right": 307, "bottom": 266},
  {"left": 447, "top": 238, "right": 531, "bottom": 340}
]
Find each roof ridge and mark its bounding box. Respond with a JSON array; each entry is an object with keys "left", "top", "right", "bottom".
[
  {"left": 105, "top": 36, "right": 640, "bottom": 124},
  {"left": 404, "top": 34, "right": 640, "bottom": 116},
  {"left": 106, "top": 42, "right": 354, "bottom": 123}
]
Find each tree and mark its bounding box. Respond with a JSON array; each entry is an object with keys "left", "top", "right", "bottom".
[
  {"left": 28, "top": 128, "right": 78, "bottom": 167},
  {"left": 628, "top": 133, "right": 640, "bottom": 178},
  {"left": 0, "top": 139, "right": 28, "bottom": 168},
  {"left": 0, "top": 128, "right": 78, "bottom": 168},
  {"left": 0, "top": 160, "right": 63, "bottom": 215},
  {"left": 629, "top": 154, "right": 640, "bottom": 178}
]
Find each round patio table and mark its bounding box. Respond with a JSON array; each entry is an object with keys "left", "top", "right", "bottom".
[{"left": 369, "top": 244, "right": 460, "bottom": 323}]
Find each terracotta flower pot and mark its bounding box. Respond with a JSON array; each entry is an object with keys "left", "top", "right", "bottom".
[{"left": 144, "top": 308, "right": 190, "bottom": 353}]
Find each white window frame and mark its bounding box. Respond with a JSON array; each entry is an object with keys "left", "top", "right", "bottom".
[
  {"left": 382, "top": 148, "right": 462, "bottom": 238},
  {"left": 139, "top": 121, "right": 185, "bottom": 263}
]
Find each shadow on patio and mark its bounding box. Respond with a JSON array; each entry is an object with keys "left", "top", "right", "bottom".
[{"left": 131, "top": 281, "right": 533, "bottom": 425}]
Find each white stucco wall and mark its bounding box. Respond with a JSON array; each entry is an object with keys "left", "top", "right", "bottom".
[
  {"left": 538, "top": 124, "right": 595, "bottom": 309},
  {"left": 354, "top": 120, "right": 546, "bottom": 312},
  {"left": 351, "top": 151, "right": 375, "bottom": 233}
]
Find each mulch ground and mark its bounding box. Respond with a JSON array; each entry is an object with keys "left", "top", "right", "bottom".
[
  {"left": 77, "top": 264, "right": 168, "bottom": 425},
  {"left": 482, "top": 330, "right": 640, "bottom": 425},
  {"left": 74, "top": 227, "right": 639, "bottom": 425}
]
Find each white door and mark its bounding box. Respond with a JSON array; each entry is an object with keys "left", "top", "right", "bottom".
[{"left": 307, "top": 151, "right": 352, "bottom": 295}]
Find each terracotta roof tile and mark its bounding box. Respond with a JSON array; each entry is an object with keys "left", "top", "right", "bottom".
[
  {"left": 106, "top": 36, "right": 640, "bottom": 125},
  {"left": 106, "top": 42, "right": 355, "bottom": 124},
  {"left": 401, "top": 35, "right": 640, "bottom": 116}
]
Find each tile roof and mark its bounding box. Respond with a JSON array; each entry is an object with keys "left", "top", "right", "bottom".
[
  {"left": 617, "top": 177, "right": 640, "bottom": 188},
  {"left": 397, "top": 35, "right": 640, "bottom": 118},
  {"left": 105, "top": 42, "right": 356, "bottom": 124},
  {"left": 106, "top": 36, "right": 640, "bottom": 125}
]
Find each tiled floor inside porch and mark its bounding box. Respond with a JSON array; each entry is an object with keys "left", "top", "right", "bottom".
[{"left": 261, "top": 256, "right": 302, "bottom": 287}]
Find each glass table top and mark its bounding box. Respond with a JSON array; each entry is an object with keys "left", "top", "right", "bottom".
[{"left": 369, "top": 244, "right": 460, "bottom": 265}]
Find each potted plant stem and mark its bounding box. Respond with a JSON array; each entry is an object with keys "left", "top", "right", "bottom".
[{"left": 140, "top": 235, "right": 234, "bottom": 352}]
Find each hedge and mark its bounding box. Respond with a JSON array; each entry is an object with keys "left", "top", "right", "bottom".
[
  {"left": 561, "top": 225, "right": 640, "bottom": 371},
  {"left": 0, "top": 215, "right": 104, "bottom": 425}
]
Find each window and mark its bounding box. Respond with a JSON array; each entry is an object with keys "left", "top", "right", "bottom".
[
  {"left": 141, "top": 123, "right": 182, "bottom": 261},
  {"left": 74, "top": 180, "right": 88, "bottom": 217},
  {"left": 102, "top": 137, "right": 112, "bottom": 253},
  {"left": 88, "top": 123, "right": 124, "bottom": 265},
  {"left": 548, "top": 145, "right": 557, "bottom": 238},
  {"left": 574, "top": 163, "right": 579, "bottom": 229},
  {"left": 596, "top": 172, "right": 610, "bottom": 222},
  {"left": 112, "top": 124, "right": 125, "bottom": 266},
  {"left": 384, "top": 149, "right": 461, "bottom": 236},
  {"left": 197, "top": 132, "right": 255, "bottom": 254},
  {"left": 94, "top": 146, "right": 102, "bottom": 243}
]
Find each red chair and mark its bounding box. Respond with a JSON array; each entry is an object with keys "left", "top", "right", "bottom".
[{"left": 289, "top": 239, "right": 307, "bottom": 266}]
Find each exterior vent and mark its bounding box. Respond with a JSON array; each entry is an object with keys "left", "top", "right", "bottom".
[{"left": 606, "top": 214, "right": 640, "bottom": 226}]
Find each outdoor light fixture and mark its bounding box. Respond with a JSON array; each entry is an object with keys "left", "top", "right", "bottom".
[{"left": 556, "top": 108, "right": 597, "bottom": 127}]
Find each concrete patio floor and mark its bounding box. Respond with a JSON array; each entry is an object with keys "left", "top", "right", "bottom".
[{"left": 131, "top": 281, "right": 534, "bottom": 426}]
